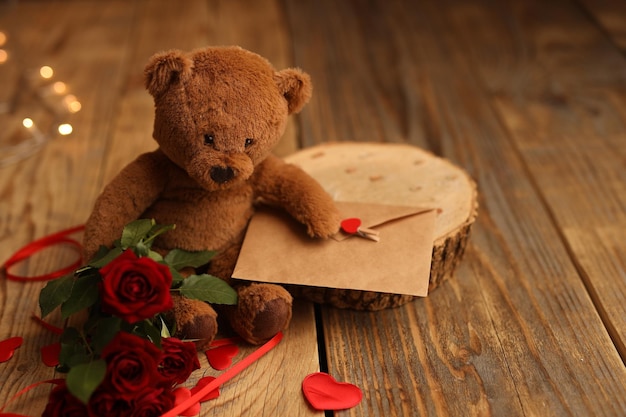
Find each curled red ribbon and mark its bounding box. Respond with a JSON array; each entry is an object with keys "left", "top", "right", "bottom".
[
  {"left": 1, "top": 225, "right": 85, "bottom": 282},
  {"left": 0, "top": 379, "right": 65, "bottom": 415}
]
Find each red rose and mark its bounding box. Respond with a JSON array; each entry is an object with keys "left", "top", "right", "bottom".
[
  {"left": 42, "top": 381, "right": 88, "bottom": 417},
  {"left": 129, "top": 386, "right": 176, "bottom": 417},
  {"left": 101, "top": 332, "right": 163, "bottom": 397},
  {"left": 99, "top": 250, "right": 173, "bottom": 323},
  {"left": 158, "top": 337, "right": 201, "bottom": 385},
  {"left": 88, "top": 384, "right": 132, "bottom": 417}
]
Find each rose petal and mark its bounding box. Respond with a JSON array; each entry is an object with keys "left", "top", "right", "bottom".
[
  {"left": 0, "top": 336, "right": 23, "bottom": 363},
  {"left": 190, "top": 376, "right": 220, "bottom": 402},
  {"left": 173, "top": 387, "right": 201, "bottom": 416},
  {"left": 302, "top": 372, "right": 362, "bottom": 411},
  {"left": 41, "top": 342, "right": 61, "bottom": 367},
  {"left": 205, "top": 344, "right": 239, "bottom": 370}
]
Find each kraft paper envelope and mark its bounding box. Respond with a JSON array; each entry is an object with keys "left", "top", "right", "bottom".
[{"left": 232, "top": 201, "right": 437, "bottom": 297}]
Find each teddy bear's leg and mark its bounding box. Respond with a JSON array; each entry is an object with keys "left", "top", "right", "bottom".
[
  {"left": 224, "top": 283, "right": 293, "bottom": 345},
  {"left": 209, "top": 242, "right": 293, "bottom": 345},
  {"left": 167, "top": 295, "right": 218, "bottom": 350}
]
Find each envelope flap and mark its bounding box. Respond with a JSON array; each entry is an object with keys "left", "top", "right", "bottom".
[{"left": 333, "top": 201, "right": 435, "bottom": 241}]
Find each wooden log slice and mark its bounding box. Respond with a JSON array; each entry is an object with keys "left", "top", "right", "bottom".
[{"left": 284, "top": 142, "right": 478, "bottom": 310}]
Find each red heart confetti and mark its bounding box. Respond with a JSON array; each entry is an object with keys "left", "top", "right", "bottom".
[
  {"left": 340, "top": 218, "right": 362, "bottom": 234},
  {"left": 0, "top": 337, "right": 23, "bottom": 363},
  {"left": 173, "top": 387, "right": 201, "bottom": 416},
  {"left": 190, "top": 376, "right": 220, "bottom": 401},
  {"left": 41, "top": 343, "right": 61, "bottom": 367},
  {"left": 302, "top": 372, "right": 362, "bottom": 411},
  {"left": 205, "top": 344, "right": 239, "bottom": 370}
]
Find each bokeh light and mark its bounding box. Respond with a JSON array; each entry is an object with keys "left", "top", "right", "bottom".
[
  {"left": 64, "top": 95, "right": 82, "bottom": 113},
  {"left": 39, "top": 65, "right": 53, "bottom": 79},
  {"left": 52, "top": 81, "right": 67, "bottom": 94},
  {"left": 58, "top": 123, "right": 73, "bottom": 135},
  {"left": 22, "top": 118, "right": 34, "bottom": 129}
]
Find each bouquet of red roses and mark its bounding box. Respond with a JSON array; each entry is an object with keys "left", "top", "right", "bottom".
[{"left": 37, "top": 219, "right": 237, "bottom": 416}]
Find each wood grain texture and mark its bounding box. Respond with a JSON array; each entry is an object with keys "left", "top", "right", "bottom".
[
  {"left": 286, "top": 0, "right": 626, "bottom": 415},
  {"left": 444, "top": 0, "right": 626, "bottom": 358},
  {"left": 2, "top": 0, "right": 626, "bottom": 416},
  {"left": 0, "top": 1, "right": 136, "bottom": 414},
  {"left": 186, "top": 303, "right": 322, "bottom": 416},
  {"left": 579, "top": 0, "right": 626, "bottom": 50}
]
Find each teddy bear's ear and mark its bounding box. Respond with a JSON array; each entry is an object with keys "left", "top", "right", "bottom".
[
  {"left": 144, "top": 50, "right": 193, "bottom": 98},
  {"left": 274, "top": 68, "right": 313, "bottom": 114}
]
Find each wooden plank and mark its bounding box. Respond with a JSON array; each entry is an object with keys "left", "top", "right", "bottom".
[
  {"left": 443, "top": 0, "right": 626, "bottom": 357},
  {"left": 0, "top": 1, "right": 136, "bottom": 414},
  {"left": 90, "top": 0, "right": 321, "bottom": 415},
  {"left": 578, "top": 0, "right": 626, "bottom": 50},
  {"left": 286, "top": 0, "right": 626, "bottom": 415},
  {"left": 185, "top": 303, "right": 322, "bottom": 416}
]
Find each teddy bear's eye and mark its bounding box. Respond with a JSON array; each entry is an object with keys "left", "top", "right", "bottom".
[
  {"left": 244, "top": 138, "right": 254, "bottom": 148},
  {"left": 204, "top": 134, "right": 215, "bottom": 146}
]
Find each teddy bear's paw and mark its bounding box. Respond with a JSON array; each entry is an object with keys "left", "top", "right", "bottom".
[
  {"left": 228, "top": 283, "right": 293, "bottom": 345},
  {"left": 168, "top": 296, "right": 218, "bottom": 350},
  {"left": 306, "top": 210, "right": 342, "bottom": 239}
]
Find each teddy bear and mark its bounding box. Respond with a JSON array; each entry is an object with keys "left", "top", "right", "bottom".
[{"left": 83, "top": 46, "right": 341, "bottom": 348}]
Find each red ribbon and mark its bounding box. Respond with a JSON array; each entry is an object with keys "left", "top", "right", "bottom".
[
  {"left": 0, "top": 379, "right": 64, "bottom": 415},
  {"left": 160, "top": 332, "right": 284, "bottom": 417},
  {"left": 1, "top": 226, "right": 285, "bottom": 417},
  {"left": 1, "top": 225, "right": 85, "bottom": 282}
]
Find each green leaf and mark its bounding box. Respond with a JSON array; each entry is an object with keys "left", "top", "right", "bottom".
[
  {"left": 136, "top": 320, "right": 162, "bottom": 348},
  {"left": 120, "top": 219, "right": 154, "bottom": 249},
  {"left": 147, "top": 250, "right": 163, "bottom": 262},
  {"left": 60, "top": 327, "right": 81, "bottom": 345},
  {"left": 133, "top": 241, "right": 150, "bottom": 257},
  {"left": 58, "top": 328, "right": 90, "bottom": 371},
  {"left": 90, "top": 317, "right": 122, "bottom": 354},
  {"left": 146, "top": 223, "right": 176, "bottom": 242},
  {"left": 61, "top": 275, "right": 100, "bottom": 319},
  {"left": 169, "top": 267, "right": 185, "bottom": 286},
  {"left": 61, "top": 348, "right": 92, "bottom": 369},
  {"left": 39, "top": 274, "right": 75, "bottom": 318},
  {"left": 88, "top": 247, "right": 123, "bottom": 268},
  {"left": 178, "top": 274, "right": 238, "bottom": 305},
  {"left": 164, "top": 248, "right": 216, "bottom": 271},
  {"left": 66, "top": 359, "right": 107, "bottom": 404},
  {"left": 89, "top": 245, "right": 110, "bottom": 264}
]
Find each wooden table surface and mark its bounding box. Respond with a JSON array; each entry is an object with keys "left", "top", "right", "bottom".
[{"left": 1, "top": 0, "right": 626, "bottom": 416}]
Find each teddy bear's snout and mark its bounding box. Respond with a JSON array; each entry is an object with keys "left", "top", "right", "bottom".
[{"left": 210, "top": 166, "right": 235, "bottom": 184}]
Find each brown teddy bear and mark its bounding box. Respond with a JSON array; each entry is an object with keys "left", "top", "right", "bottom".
[{"left": 83, "top": 46, "right": 340, "bottom": 347}]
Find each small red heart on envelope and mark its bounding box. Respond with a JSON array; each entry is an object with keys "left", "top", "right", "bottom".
[
  {"left": 340, "top": 218, "right": 362, "bottom": 234},
  {"left": 0, "top": 336, "right": 23, "bottom": 363},
  {"left": 205, "top": 344, "right": 239, "bottom": 370},
  {"left": 302, "top": 372, "right": 362, "bottom": 411}
]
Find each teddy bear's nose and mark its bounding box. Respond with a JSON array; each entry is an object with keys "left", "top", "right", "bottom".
[{"left": 210, "top": 166, "right": 234, "bottom": 184}]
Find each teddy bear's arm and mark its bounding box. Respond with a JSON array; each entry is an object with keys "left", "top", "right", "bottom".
[
  {"left": 83, "top": 151, "right": 170, "bottom": 260},
  {"left": 253, "top": 154, "right": 341, "bottom": 238}
]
